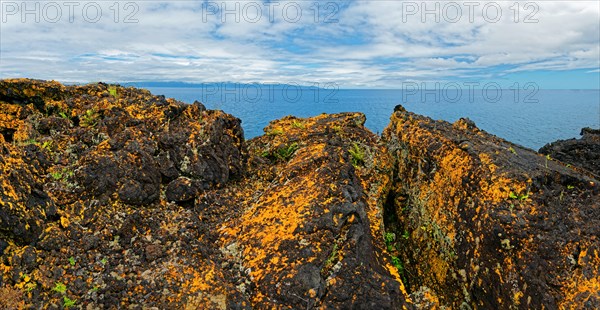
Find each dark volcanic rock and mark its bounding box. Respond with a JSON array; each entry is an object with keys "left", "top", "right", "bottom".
[
  {"left": 219, "top": 113, "right": 411, "bottom": 309},
  {"left": 165, "top": 176, "right": 199, "bottom": 203},
  {"left": 2, "top": 79, "right": 598, "bottom": 309},
  {"left": 0, "top": 140, "right": 57, "bottom": 245},
  {"left": 382, "top": 106, "right": 600, "bottom": 309},
  {"left": 540, "top": 127, "right": 600, "bottom": 177},
  {"left": 0, "top": 79, "right": 247, "bottom": 309}
]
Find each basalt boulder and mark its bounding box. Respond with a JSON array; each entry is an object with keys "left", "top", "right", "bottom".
[
  {"left": 540, "top": 127, "right": 600, "bottom": 177},
  {"left": 0, "top": 79, "right": 244, "bottom": 209}
]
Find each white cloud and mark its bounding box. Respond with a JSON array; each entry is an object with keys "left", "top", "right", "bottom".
[{"left": 0, "top": 0, "right": 598, "bottom": 87}]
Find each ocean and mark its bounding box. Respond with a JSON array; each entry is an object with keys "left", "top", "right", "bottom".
[{"left": 144, "top": 86, "right": 600, "bottom": 151}]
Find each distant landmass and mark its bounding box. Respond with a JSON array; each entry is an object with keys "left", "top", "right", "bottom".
[{"left": 122, "top": 81, "right": 324, "bottom": 89}]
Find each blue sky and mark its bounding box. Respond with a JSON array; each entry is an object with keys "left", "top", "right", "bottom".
[{"left": 1, "top": 0, "right": 599, "bottom": 88}]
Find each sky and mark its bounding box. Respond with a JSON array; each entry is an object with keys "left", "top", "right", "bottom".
[{"left": 0, "top": 0, "right": 599, "bottom": 89}]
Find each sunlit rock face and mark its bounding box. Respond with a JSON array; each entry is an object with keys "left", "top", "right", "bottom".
[
  {"left": 219, "top": 112, "right": 411, "bottom": 309},
  {"left": 382, "top": 105, "right": 600, "bottom": 309}
]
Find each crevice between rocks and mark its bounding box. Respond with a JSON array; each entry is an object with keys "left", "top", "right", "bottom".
[{"left": 379, "top": 146, "right": 416, "bottom": 296}]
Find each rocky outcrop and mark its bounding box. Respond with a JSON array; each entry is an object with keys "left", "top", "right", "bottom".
[
  {"left": 218, "top": 113, "right": 410, "bottom": 308},
  {"left": 0, "top": 79, "right": 410, "bottom": 309},
  {"left": 0, "top": 79, "right": 243, "bottom": 240},
  {"left": 1, "top": 79, "right": 598, "bottom": 309},
  {"left": 540, "top": 127, "right": 600, "bottom": 177},
  {"left": 0, "top": 79, "right": 247, "bottom": 308},
  {"left": 382, "top": 105, "right": 600, "bottom": 309}
]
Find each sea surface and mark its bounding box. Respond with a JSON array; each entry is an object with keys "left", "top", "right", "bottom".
[{"left": 145, "top": 87, "right": 600, "bottom": 150}]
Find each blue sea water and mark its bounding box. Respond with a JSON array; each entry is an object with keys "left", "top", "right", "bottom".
[{"left": 145, "top": 86, "right": 600, "bottom": 150}]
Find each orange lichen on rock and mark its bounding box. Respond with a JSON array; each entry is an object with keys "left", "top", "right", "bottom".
[
  {"left": 219, "top": 113, "right": 410, "bottom": 308},
  {"left": 2, "top": 80, "right": 597, "bottom": 309},
  {"left": 0, "top": 79, "right": 246, "bottom": 309},
  {"left": 383, "top": 105, "right": 600, "bottom": 309}
]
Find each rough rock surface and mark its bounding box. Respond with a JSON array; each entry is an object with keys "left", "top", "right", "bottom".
[
  {"left": 540, "top": 127, "right": 600, "bottom": 177},
  {"left": 0, "top": 79, "right": 247, "bottom": 309},
  {"left": 0, "top": 80, "right": 411, "bottom": 309},
  {"left": 1, "top": 79, "right": 599, "bottom": 309},
  {"left": 382, "top": 105, "right": 600, "bottom": 309},
  {"left": 218, "top": 113, "right": 410, "bottom": 308}
]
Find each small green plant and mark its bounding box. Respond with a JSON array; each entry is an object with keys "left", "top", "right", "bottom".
[
  {"left": 349, "top": 143, "right": 365, "bottom": 167},
  {"left": 63, "top": 168, "right": 74, "bottom": 178},
  {"left": 50, "top": 168, "right": 73, "bottom": 181},
  {"left": 90, "top": 286, "right": 99, "bottom": 292},
  {"left": 50, "top": 171, "right": 63, "bottom": 180},
  {"left": 324, "top": 244, "right": 338, "bottom": 269},
  {"left": 80, "top": 109, "right": 99, "bottom": 127},
  {"left": 63, "top": 296, "right": 76, "bottom": 308},
  {"left": 509, "top": 191, "right": 529, "bottom": 201},
  {"left": 292, "top": 120, "right": 305, "bottom": 129},
  {"left": 68, "top": 257, "right": 75, "bottom": 266},
  {"left": 401, "top": 230, "right": 410, "bottom": 240},
  {"left": 508, "top": 147, "right": 517, "bottom": 155},
  {"left": 108, "top": 86, "right": 118, "bottom": 97},
  {"left": 391, "top": 255, "right": 404, "bottom": 273},
  {"left": 16, "top": 138, "right": 37, "bottom": 146},
  {"left": 59, "top": 111, "right": 69, "bottom": 119},
  {"left": 275, "top": 142, "right": 299, "bottom": 161},
  {"left": 545, "top": 154, "right": 551, "bottom": 168},
  {"left": 384, "top": 231, "right": 407, "bottom": 283},
  {"left": 52, "top": 282, "right": 67, "bottom": 294},
  {"left": 100, "top": 258, "right": 108, "bottom": 265},
  {"left": 384, "top": 232, "right": 395, "bottom": 251},
  {"left": 41, "top": 140, "right": 54, "bottom": 151},
  {"left": 567, "top": 185, "right": 575, "bottom": 190},
  {"left": 267, "top": 129, "right": 284, "bottom": 136}
]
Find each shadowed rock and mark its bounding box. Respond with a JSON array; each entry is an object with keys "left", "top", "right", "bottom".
[{"left": 540, "top": 127, "right": 600, "bottom": 177}]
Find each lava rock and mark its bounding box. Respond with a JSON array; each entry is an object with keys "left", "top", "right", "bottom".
[
  {"left": 145, "top": 244, "right": 165, "bottom": 261},
  {"left": 540, "top": 127, "right": 600, "bottom": 177},
  {"left": 165, "top": 177, "right": 198, "bottom": 204},
  {"left": 221, "top": 113, "right": 411, "bottom": 309},
  {"left": 0, "top": 141, "right": 56, "bottom": 245},
  {"left": 383, "top": 108, "right": 600, "bottom": 309}
]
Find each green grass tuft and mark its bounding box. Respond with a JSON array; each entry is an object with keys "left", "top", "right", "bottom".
[
  {"left": 349, "top": 143, "right": 365, "bottom": 167},
  {"left": 275, "top": 142, "right": 299, "bottom": 161},
  {"left": 80, "top": 109, "right": 99, "bottom": 127},
  {"left": 292, "top": 120, "right": 305, "bottom": 129},
  {"left": 52, "top": 282, "right": 67, "bottom": 294},
  {"left": 63, "top": 296, "right": 76, "bottom": 308},
  {"left": 324, "top": 243, "right": 338, "bottom": 269},
  {"left": 108, "top": 86, "right": 118, "bottom": 97}
]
